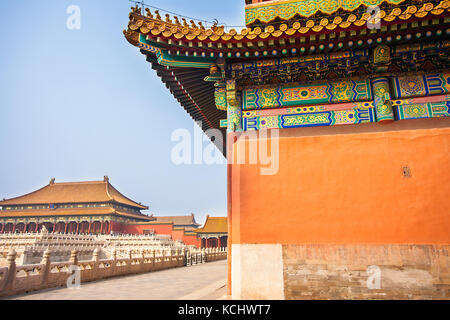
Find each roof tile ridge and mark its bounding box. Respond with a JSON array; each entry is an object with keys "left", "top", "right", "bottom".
[
  {"left": 0, "top": 183, "right": 51, "bottom": 204},
  {"left": 105, "top": 181, "right": 113, "bottom": 202},
  {"left": 54, "top": 180, "right": 103, "bottom": 185},
  {"left": 108, "top": 182, "right": 148, "bottom": 209}
]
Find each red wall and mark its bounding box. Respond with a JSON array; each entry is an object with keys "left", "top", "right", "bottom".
[
  {"left": 183, "top": 234, "right": 201, "bottom": 247},
  {"left": 172, "top": 229, "right": 185, "bottom": 241},
  {"left": 118, "top": 222, "right": 201, "bottom": 247},
  {"left": 121, "top": 223, "right": 174, "bottom": 235},
  {"left": 230, "top": 118, "right": 450, "bottom": 245}
]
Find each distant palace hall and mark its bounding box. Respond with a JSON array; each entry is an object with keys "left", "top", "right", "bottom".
[
  {"left": 0, "top": 177, "right": 227, "bottom": 249},
  {"left": 0, "top": 177, "right": 151, "bottom": 234}
]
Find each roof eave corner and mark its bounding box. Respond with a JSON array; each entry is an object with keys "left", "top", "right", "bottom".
[{"left": 123, "top": 29, "right": 140, "bottom": 47}]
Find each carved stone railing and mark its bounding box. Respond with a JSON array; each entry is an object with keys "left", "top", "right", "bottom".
[
  {"left": 0, "top": 247, "right": 227, "bottom": 297},
  {"left": 0, "top": 232, "right": 185, "bottom": 267}
]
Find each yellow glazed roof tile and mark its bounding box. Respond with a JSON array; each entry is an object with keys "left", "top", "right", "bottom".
[{"left": 126, "top": 1, "right": 449, "bottom": 46}]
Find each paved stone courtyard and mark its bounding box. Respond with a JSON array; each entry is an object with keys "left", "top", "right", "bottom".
[{"left": 6, "top": 260, "right": 227, "bottom": 300}]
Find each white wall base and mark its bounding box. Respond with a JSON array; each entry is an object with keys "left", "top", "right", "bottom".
[{"left": 231, "top": 244, "right": 285, "bottom": 300}]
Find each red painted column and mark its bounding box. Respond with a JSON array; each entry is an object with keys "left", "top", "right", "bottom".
[
  {"left": 101, "top": 222, "right": 105, "bottom": 234},
  {"left": 53, "top": 223, "right": 56, "bottom": 233},
  {"left": 0, "top": 224, "right": 4, "bottom": 234},
  {"left": 88, "top": 222, "right": 92, "bottom": 234},
  {"left": 12, "top": 223, "right": 16, "bottom": 233},
  {"left": 76, "top": 223, "right": 80, "bottom": 234},
  {"left": 65, "top": 222, "right": 68, "bottom": 233}
]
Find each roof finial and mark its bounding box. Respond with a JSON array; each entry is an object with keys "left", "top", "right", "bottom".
[
  {"left": 145, "top": 8, "right": 153, "bottom": 19},
  {"left": 104, "top": 175, "right": 109, "bottom": 182},
  {"left": 49, "top": 178, "right": 55, "bottom": 185}
]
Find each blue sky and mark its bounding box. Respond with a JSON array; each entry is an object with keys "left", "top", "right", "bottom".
[{"left": 0, "top": 0, "right": 245, "bottom": 225}]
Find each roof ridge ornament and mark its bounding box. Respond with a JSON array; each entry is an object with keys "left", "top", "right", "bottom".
[
  {"left": 104, "top": 175, "right": 109, "bottom": 183},
  {"left": 49, "top": 178, "right": 55, "bottom": 185},
  {"left": 154, "top": 10, "right": 161, "bottom": 20},
  {"left": 145, "top": 8, "right": 153, "bottom": 19}
]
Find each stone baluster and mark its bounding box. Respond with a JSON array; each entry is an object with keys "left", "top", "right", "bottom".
[
  {"left": 2, "top": 249, "right": 17, "bottom": 294},
  {"left": 40, "top": 249, "right": 51, "bottom": 288},
  {"left": 111, "top": 249, "right": 117, "bottom": 274},
  {"left": 202, "top": 248, "right": 206, "bottom": 263},
  {"left": 139, "top": 249, "right": 145, "bottom": 271},
  {"left": 69, "top": 250, "right": 78, "bottom": 266},
  {"left": 151, "top": 249, "right": 155, "bottom": 270},
  {"left": 92, "top": 248, "right": 100, "bottom": 270}
]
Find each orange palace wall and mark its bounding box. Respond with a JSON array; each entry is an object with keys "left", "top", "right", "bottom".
[
  {"left": 182, "top": 234, "right": 201, "bottom": 247},
  {"left": 120, "top": 223, "right": 173, "bottom": 235},
  {"left": 228, "top": 118, "right": 450, "bottom": 299},
  {"left": 120, "top": 223, "right": 201, "bottom": 247}
]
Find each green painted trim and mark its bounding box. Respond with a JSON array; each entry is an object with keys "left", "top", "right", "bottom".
[
  {"left": 220, "top": 119, "right": 228, "bottom": 128},
  {"left": 138, "top": 34, "right": 215, "bottom": 68}
]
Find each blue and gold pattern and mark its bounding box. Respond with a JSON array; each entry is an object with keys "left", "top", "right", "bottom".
[
  {"left": 372, "top": 77, "right": 394, "bottom": 122},
  {"left": 243, "top": 80, "right": 372, "bottom": 110},
  {"left": 395, "top": 101, "right": 450, "bottom": 120},
  {"left": 393, "top": 73, "right": 450, "bottom": 99},
  {"left": 242, "top": 108, "right": 376, "bottom": 130}
]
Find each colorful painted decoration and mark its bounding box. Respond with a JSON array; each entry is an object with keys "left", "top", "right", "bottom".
[
  {"left": 230, "top": 51, "right": 365, "bottom": 73},
  {"left": 137, "top": 34, "right": 214, "bottom": 68},
  {"left": 219, "top": 119, "right": 228, "bottom": 128},
  {"left": 243, "top": 80, "right": 372, "bottom": 110},
  {"left": 373, "top": 45, "right": 390, "bottom": 66},
  {"left": 245, "top": 0, "right": 406, "bottom": 24},
  {"left": 392, "top": 73, "right": 450, "bottom": 99},
  {"left": 214, "top": 83, "right": 227, "bottom": 111},
  {"left": 395, "top": 101, "right": 450, "bottom": 120},
  {"left": 227, "top": 80, "right": 241, "bottom": 132},
  {"left": 372, "top": 77, "right": 394, "bottom": 122},
  {"left": 242, "top": 107, "right": 376, "bottom": 131}
]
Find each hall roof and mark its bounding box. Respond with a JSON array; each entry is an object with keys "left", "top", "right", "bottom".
[
  {"left": 196, "top": 216, "right": 228, "bottom": 234},
  {"left": 0, "top": 177, "right": 148, "bottom": 210},
  {"left": 154, "top": 214, "right": 201, "bottom": 227}
]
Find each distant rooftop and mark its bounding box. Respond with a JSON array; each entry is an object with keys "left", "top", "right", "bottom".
[
  {"left": 0, "top": 176, "right": 148, "bottom": 210},
  {"left": 154, "top": 214, "right": 201, "bottom": 227},
  {"left": 197, "top": 216, "right": 228, "bottom": 234}
]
